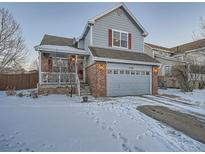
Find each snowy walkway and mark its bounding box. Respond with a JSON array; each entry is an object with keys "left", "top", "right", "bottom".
[{"left": 0, "top": 91, "right": 205, "bottom": 152}]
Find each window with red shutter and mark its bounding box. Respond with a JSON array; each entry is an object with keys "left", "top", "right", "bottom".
[{"left": 112, "top": 29, "right": 129, "bottom": 49}]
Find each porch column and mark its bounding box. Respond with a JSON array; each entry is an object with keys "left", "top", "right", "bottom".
[
  {"left": 39, "top": 51, "right": 42, "bottom": 85},
  {"left": 54, "top": 52, "right": 60, "bottom": 85},
  {"left": 83, "top": 56, "right": 86, "bottom": 83},
  {"left": 75, "top": 55, "right": 78, "bottom": 82}
]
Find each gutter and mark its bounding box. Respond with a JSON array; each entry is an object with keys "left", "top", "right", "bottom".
[
  {"left": 34, "top": 45, "right": 90, "bottom": 56},
  {"left": 93, "top": 57, "right": 161, "bottom": 66}
]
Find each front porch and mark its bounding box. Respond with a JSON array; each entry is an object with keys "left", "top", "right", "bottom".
[
  {"left": 35, "top": 45, "right": 90, "bottom": 95},
  {"left": 39, "top": 53, "right": 86, "bottom": 84}
]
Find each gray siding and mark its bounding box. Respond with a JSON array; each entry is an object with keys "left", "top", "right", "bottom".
[
  {"left": 92, "top": 8, "right": 144, "bottom": 52},
  {"left": 78, "top": 39, "right": 84, "bottom": 49},
  {"left": 84, "top": 29, "right": 90, "bottom": 50}
]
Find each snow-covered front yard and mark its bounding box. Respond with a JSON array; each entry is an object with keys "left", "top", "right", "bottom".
[
  {"left": 159, "top": 88, "right": 205, "bottom": 109},
  {"left": 0, "top": 90, "right": 205, "bottom": 152}
]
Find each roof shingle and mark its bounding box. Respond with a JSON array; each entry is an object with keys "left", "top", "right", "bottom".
[
  {"left": 89, "top": 46, "right": 160, "bottom": 64},
  {"left": 170, "top": 38, "right": 205, "bottom": 53},
  {"left": 145, "top": 43, "right": 173, "bottom": 52},
  {"left": 40, "top": 34, "right": 74, "bottom": 47}
]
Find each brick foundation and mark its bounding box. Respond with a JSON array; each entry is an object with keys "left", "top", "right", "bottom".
[
  {"left": 38, "top": 85, "right": 77, "bottom": 95},
  {"left": 152, "top": 66, "right": 159, "bottom": 95},
  {"left": 86, "top": 61, "right": 106, "bottom": 97}
]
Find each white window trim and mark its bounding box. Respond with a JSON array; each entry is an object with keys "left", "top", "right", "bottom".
[
  {"left": 112, "top": 29, "right": 128, "bottom": 49},
  {"left": 163, "top": 65, "right": 173, "bottom": 76}
]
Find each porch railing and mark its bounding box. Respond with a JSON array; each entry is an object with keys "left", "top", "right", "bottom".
[
  {"left": 41, "top": 72, "right": 77, "bottom": 84},
  {"left": 76, "top": 75, "right": 81, "bottom": 96}
]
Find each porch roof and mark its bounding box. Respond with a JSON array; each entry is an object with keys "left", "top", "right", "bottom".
[{"left": 35, "top": 45, "right": 90, "bottom": 56}]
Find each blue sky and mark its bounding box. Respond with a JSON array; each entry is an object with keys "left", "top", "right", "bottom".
[{"left": 1, "top": 2, "right": 205, "bottom": 63}]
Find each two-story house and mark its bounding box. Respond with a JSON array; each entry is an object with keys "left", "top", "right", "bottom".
[{"left": 35, "top": 3, "right": 160, "bottom": 97}]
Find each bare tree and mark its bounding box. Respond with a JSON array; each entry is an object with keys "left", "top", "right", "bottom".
[
  {"left": 178, "top": 17, "right": 205, "bottom": 90},
  {"left": 172, "top": 63, "right": 194, "bottom": 92},
  {"left": 0, "top": 8, "right": 27, "bottom": 72},
  {"left": 29, "top": 58, "right": 39, "bottom": 71},
  {"left": 199, "top": 16, "right": 205, "bottom": 37}
]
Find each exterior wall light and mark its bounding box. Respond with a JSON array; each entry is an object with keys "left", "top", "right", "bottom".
[
  {"left": 98, "top": 64, "right": 105, "bottom": 70},
  {"left": 153, "top": 67, "right": 160, "bottom": 74},
  {"left": 70, "top": 56, "right": 76, "bottom": 63}
]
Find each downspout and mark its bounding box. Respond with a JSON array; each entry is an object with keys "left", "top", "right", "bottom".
[
  {"left": 90, "top": 25, "right": 93, "bottom": 46},
  {"left": 88, "top": 22, "right": 94, "bottom": 46}
]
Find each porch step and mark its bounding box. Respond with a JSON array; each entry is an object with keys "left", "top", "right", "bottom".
[
  {"left": 80, "top": 83, "right": 91, "bottom": 96},
  {"left": 80, "top": 92, "right": 91, "bottom": 96}
]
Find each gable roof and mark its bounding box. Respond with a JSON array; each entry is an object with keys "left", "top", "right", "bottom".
[
  {"left": 89, "top": 46, "right": 160, "bottom": 65},
  {"left": 89, "top": 3, "right": 148, "bottom": 36},
  {"left": 145, "top": 43, "right": 173, "bottom": 53},
  {"left": 79, "top": 3, "right": 148, "bottom": 40},
  {"left": 40, "top": 34, "right": 75, "bottom": 47},
  {"left": 170, "top": 38, "right": 205, "bottom": 53}
]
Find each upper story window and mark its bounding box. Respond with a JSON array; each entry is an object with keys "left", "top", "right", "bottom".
[{"left": 113, "top": 30, "right": 128, "bottom": 48}]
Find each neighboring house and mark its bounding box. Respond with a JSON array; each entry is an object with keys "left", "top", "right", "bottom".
[
  {"left": 145, "top": 38, "right": 205, "bottom": 77},
  {"left": 35, "top": 3, "right": 160, "bottom": 97},
  {"left": 171, "top": 38, "right": 205, "bottom": 65},
  {"left": 144, "top": 43, "right": 185, "bottom": 76}
]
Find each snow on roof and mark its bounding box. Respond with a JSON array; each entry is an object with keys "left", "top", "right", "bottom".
[{"left": 35, "top": 45, "right": 90, "bottom": 56}]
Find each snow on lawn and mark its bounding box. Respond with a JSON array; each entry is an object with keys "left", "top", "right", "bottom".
[
  {"left": 0, "top": 91, "right": 205, "bottom": 152},
  {"left": 158, "top": 88, "right": 205, "bottom": 109}
]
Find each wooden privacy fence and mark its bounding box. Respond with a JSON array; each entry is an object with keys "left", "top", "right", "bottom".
[{"left": 0, "top": 72, "right": 39, "bottom": 90}]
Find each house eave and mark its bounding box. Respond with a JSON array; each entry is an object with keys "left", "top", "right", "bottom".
[
  {"left": 34, "top": 45, "right": 90, "bottom": 56},
  {"left": 93, "top": 56, "right": 161, "bottom": 66}
]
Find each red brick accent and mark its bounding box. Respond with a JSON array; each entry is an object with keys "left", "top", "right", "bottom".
[
  {"left": 86, "top": 63, "right": 97, "bottom": 96},
  {"left": 108, "top": 29, "right": 112, "bottom": 47},
  {"left": 86, "top": 61, "right": 106, "bottom": 97},
  {"left": 152, "top": 66, "right": 159, "bottom": 95},
  {"left": 128, "top": 33, "right": 132, "bottom": 49}
]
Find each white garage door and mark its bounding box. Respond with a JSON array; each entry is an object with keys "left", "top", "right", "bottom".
[{"left": 107, "top": 63, "right": 152, "bottom": 96}]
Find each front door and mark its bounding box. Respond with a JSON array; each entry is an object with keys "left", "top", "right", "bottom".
[{"left": 77, "top": 56, "right": 85, "bottom": 82}]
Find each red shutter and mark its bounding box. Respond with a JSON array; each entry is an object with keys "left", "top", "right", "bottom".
[
  {"left": 108, "top": 29, "right": 112, "bottom": 47},
  {"left": 48, "top": 57, "right": 52, "bottom": 72},
  {"left": 128, "top": 33, "right": 131, "bottom": 49}
]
